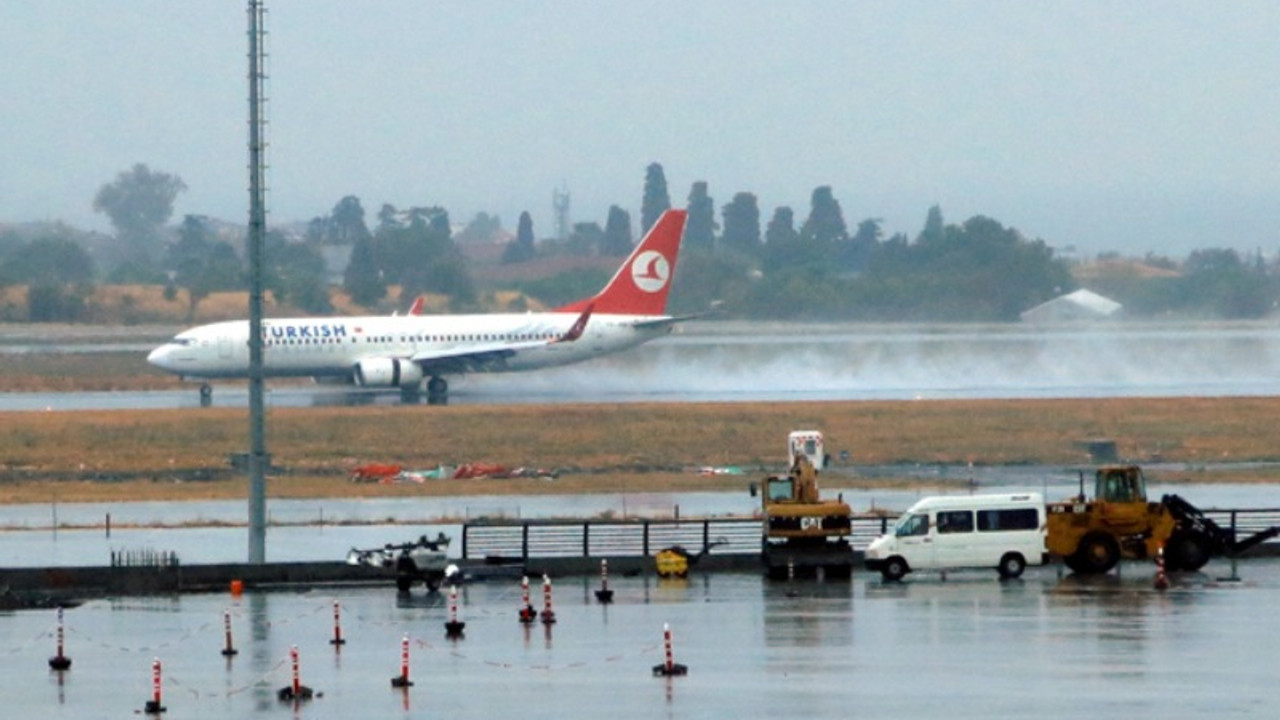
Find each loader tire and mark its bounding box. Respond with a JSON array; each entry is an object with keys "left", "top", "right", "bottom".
[
  {"left": 1166, "top": 531, "right": 1211, "bottom": 572},
  {"left": 1063, "top": 552, "right": 1088, "bottom": 574},
  {"left": 1069, "top": 533, "right": 1120, "bottom": 574}
]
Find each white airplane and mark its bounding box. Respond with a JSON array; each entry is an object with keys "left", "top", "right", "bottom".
[{"left": 147, "top": 209, "right": 689, "bottom": 403}]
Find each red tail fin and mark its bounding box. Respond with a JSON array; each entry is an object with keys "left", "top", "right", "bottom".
[{"left": 556, "top": 209, "right": 687, "bottom": 315}]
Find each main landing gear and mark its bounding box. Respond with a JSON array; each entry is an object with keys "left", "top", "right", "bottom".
[
  {"left": 401, "top": 376, "right": 449, "bottom": 405},
  {"left": 426, "top": 376, "right": 448, "bottom": 405},
  {"left": 199, "top": 383, "right": 213, "bottom": 407}
]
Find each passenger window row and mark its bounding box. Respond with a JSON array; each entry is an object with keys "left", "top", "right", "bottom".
[
  {"left": 265, "top": 333, "right": 556, "bottom": 346},
  {"left": 935, "top": 508, "right": 1040, "bottom": 534}
]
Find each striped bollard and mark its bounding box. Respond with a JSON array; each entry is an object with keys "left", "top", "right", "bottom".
[
  {"left": 445, "top": 585, "right": 466, "bottom": 638},
  {"left": 277, "top": 645, "right": 314, "bottom": 701},
  {"left": 518, "top": 576, "right": 536, "bottom": 624},
  {"left": 540, "top": 575, "right": 557, "bottom": 624},
  {"left": 595, "top": 559, "right": 614, "bottom": 603},
  {"left": 143, "top": 657, "right": 167, "bottom": 714},
  {"left": 390, "top": 634, "right": 413, "bottom": 688},
  {"left": 221, "top": 609, "right": 238, "bottom": 657},
  {"left": 48, "top": 607, "right": 72, "bottom": 670},
  {"left": 1154, "top": 545, "right": 1170, "bottom": 591},
  {"left": 329, "top": 600, "right": 346, "bottom": 646},
  {"left": 652, "top": 623, "right": 688, "bottom": 676}
]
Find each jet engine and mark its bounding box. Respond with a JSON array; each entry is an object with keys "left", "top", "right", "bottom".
[{"left": 353, "top": 358, "right": 424, "bottom": 388}]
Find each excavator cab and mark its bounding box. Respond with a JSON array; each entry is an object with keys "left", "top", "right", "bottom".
[
  {"left": 762, "top": 454, "right": 820, "bottom": 506},
  {"left": 765, "top": 475, "right": 796, "bottom": 503}
]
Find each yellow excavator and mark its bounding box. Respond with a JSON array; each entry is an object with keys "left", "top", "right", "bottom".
[{"left": 758, "top": 431, "right": 854, "bottom": 579}]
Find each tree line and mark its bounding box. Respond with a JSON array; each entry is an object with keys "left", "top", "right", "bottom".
[{"left": 1, "top": 161, "right": 1277, "bottom": 323}]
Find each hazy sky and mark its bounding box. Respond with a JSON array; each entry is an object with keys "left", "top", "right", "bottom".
[{"left": 3, "top": 2, "right": 1277, "bottom": 257}]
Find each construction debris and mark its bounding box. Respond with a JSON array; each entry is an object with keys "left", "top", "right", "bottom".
[{"left": 349, "top": 462, "right": 557, "bottom": 484}]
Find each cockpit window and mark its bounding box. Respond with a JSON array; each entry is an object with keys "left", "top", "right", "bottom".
[{"left": 172, "top": 338, "right": 195, "bottom": 347}]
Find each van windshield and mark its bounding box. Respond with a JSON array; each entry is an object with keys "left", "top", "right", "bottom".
[{"left": 894, "top": 513, "right": 929, "bottom": 537}]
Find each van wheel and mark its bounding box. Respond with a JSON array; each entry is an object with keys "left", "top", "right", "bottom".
[
  {"left": 881, "top": 556, "right": 908, "bottom": 582},
  {"left": 998, "top": 552, "right": 1026, "bottom": 579}
]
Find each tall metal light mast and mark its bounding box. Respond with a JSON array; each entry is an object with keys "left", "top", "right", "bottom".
[{"left": 246, "top": 0, "right": 269, "bottom": 563}]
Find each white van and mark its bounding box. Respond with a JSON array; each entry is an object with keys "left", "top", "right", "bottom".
[{"left": 864, "top": 493, "right": 1047, "bottom": 581}]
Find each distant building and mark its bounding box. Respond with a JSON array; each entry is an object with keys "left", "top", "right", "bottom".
[
  {"left": 1020, "top": 289, "right": 1122, "bottom": 323},
  {"left": 320, "top": 244, "right": 352, "bottom": 286}
]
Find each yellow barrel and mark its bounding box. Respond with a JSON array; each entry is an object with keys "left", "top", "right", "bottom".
[{"left": 655, "top": 549, "right": 689, "bottom": 578}]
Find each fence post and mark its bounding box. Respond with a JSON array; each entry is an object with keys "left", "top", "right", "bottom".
[
  {"left": 643, "top": 521, "right": 650, "bottom": 557},
  {"left": 702, "top": 520, "right": 710, "bottom": 553},
  {"left": 583, "top": 522, "right": 591, "bottom": 557},
  {"left": 522, "top": 523, "right": 530, "bottom": 562},
  {"left": 461, "top": 524, "right": 469, "bottom": 561}
]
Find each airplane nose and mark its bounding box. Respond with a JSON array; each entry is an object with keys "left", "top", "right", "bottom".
[{"left": 147, "top": 345, "right": 172, "bottom": 370}]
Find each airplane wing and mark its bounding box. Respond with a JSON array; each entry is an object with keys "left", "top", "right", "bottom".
[
  {"left": 406, "top": 304, "right": 593, "bottom": 375},
  {"left": 629, "top": 311, "right": 703, "bottom": 330},
  {"left": 409, "top": 341, "right": 531, "bottom": 374}
]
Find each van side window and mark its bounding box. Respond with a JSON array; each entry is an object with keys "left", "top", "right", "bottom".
[
  {"left": 977, "top": 508, "right": 1039, "bottom": 531},
  {"left": 936, "top": 510, "right": 974, "bottom": 534},
  {"left": 896, "top": 513, "right": 929, "bottom": 537}
]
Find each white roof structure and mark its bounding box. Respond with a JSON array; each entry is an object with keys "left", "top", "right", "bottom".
[{"left": 1020, "top": 289, "right": 1122, "bottom": 323}]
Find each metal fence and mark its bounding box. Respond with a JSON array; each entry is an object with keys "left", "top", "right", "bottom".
[
  {"left": 459, "top": 508, "right": 1280, "bottom": 562},
  {"left": 461, "top": 518, "right": 760, "bottom": 560},
  {"left": 460, "top": 515, "right": 894, "bottom": 561},
  {"left": 1204, "top": 508, "right": 1280, "bottom": 540}
]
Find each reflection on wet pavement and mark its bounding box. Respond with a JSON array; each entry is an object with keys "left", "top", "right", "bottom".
[{"left": 3, "top": 564, "right": 1279, "bottom": 718}]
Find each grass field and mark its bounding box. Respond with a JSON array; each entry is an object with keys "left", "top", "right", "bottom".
[{"left": 2, "top": 396, "right": 1279, "bottom": 504}]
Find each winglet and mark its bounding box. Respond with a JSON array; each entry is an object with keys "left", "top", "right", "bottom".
[
  {"left": 555, "top": 303, "right": 594, "bottom": 343},
  {"left": 392, "top": 296, "right": 426, "bottom": 317},
  {"left": 556, "top": 209, "right": 687, "bottom": 316}
]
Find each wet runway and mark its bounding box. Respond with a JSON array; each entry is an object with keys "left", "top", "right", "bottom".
[
  {"left": 6, "top": 562, "right": 1279, "bottom": 718},
  {"left": 5, "top": 320, "right": 1280, "bottom": 409}
]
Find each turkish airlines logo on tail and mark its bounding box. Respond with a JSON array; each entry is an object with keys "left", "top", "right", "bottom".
[{"left": 631, "top": 250, "right": 670, "bottom": 294}]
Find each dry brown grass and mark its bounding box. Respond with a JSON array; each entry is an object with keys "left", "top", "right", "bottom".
[{"left": 3, "top": 397, "right": 1280, "bottom": 504}]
